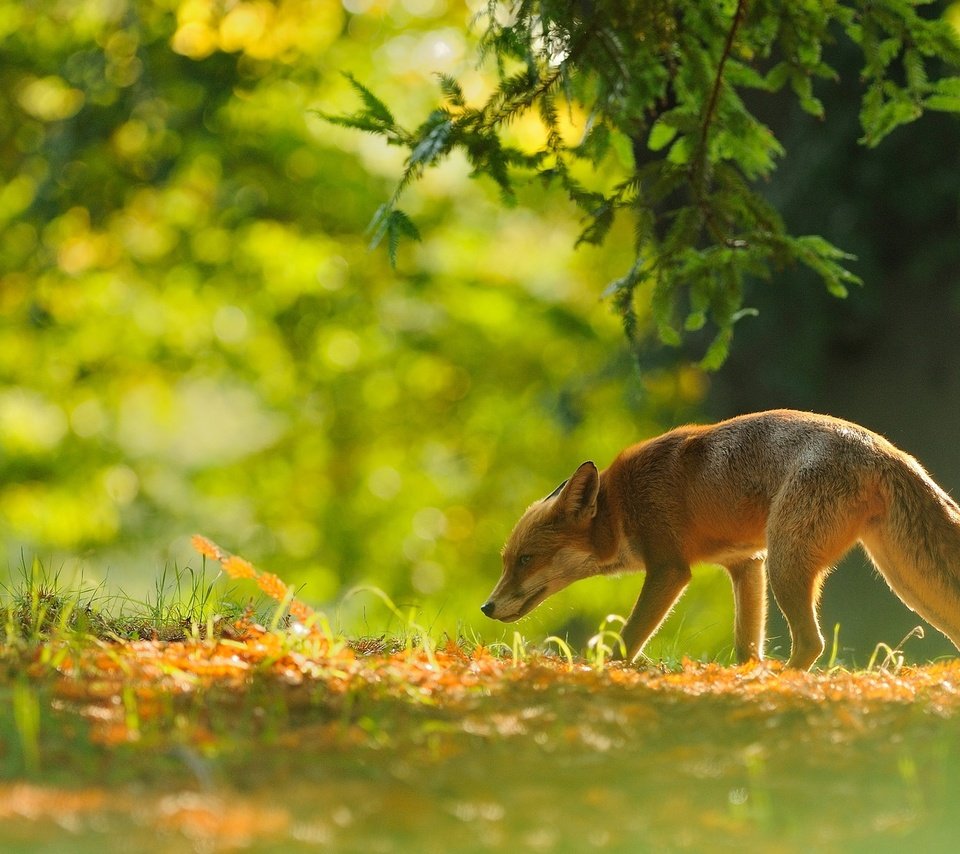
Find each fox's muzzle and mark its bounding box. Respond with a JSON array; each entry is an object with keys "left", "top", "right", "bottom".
[{"left": 480, "top": 584, "right": 548, "bottom": 622}]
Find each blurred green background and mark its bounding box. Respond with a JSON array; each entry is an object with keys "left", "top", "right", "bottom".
[{"left": 2, "top": 0, "right": 960, "bottom": 663}]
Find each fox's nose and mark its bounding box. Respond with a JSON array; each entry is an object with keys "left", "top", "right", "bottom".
[{"left": 480, "top": 600, "right": 496, "bottom": 618}]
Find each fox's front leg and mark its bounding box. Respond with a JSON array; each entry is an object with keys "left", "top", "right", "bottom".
[{"left": 622, "top": 564, "right": 692, "bottom": 663}]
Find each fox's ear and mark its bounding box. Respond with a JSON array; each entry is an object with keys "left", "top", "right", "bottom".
[{"left": 560, "top": 461, "right": 599, "bottom": 520}]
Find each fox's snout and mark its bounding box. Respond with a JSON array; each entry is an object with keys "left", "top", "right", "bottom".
[
  {"left": 479, "top": 585, "right": 518, "bottom": 622},
  {"left": 479, "top": 595, "right": 514, "bottom": 621},
  {"left": 479, "top": 581, "right": 550, "bottom": 623}
]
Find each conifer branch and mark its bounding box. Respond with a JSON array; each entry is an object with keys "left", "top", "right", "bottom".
[
  {"left": 692, "top": 0, "right": 750, "bottom": 244},
  {"left": 325, "top": 0, "right": 960, "bottom": 367}
]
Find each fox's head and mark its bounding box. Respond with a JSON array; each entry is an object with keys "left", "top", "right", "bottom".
[{"left": 481, "top": 461, "right": 602, "bottom": 622}]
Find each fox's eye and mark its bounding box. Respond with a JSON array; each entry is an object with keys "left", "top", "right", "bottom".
[{"left": 518, "top": 554, "right": 532, "bottom": 569}]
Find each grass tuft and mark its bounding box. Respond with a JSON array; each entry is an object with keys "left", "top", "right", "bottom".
[
  {"left": 1, "top": 558, "right": 109, "bottom": 644},
  {"left": 1, "top": 558, "right": 256, "bottom": 650}
]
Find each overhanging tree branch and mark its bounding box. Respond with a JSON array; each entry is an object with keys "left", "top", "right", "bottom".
[
  {"left": 693, "top": 0, "right": 749, "bottom": 199},
  {"left": 326, "top": 0, "right": 960, "bottom": 368}
]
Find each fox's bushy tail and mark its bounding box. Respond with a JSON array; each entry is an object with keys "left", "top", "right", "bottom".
[{"left": 860, "top": 455, "right": 960, "bottom": 650}]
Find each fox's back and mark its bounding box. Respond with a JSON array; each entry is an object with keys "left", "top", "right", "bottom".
[
  {"left": 682, "top": 409, "right": 895, "bottom": 497},
  {"left": 608, "top": 410, "right": 900, "bottom": 564},
  {"left": 616, "top": 409, "right": 891, "bottom": 492}
]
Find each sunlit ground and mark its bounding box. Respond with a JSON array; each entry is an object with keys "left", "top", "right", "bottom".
[
  {"left": 4, "top": 627, "right": 960, "bottom": 853},
  {"left": 3, "top": 546, "right": 960, "bottom": 853}
]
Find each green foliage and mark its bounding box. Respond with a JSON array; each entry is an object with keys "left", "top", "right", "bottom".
[
  {"left": 1, "top": 0, "right": 711, "bottom": 650},
  {"left": 369, "top": 204, "right": 422, "bottom": 267},
  {"left": 331, "top": 0, "right": 960, "bottom": 366}
]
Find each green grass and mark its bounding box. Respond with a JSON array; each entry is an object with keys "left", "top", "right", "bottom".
[{"left": 0, "top": 558, "right": 255, "bottom": 647}]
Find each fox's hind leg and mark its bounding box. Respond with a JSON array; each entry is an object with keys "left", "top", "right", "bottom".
[
  {"left": 766, "top": 552, "right": 829, "bottom": 670},
  {"left": 767, "top": 532, "right": 868, "bottom": 670},
  {"left": 725, "top": 557, "right": 767, "bottom": 662},
  {"left": 765, "top": 474, "right": 867, "bottom": 669}
]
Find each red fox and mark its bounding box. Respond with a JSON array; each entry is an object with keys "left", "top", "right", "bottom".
[{"left": 481, "top": 410, "right": 960, "bottom": 669}]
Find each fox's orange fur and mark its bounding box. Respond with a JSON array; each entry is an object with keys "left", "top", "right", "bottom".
[{"left": 481, "top": 410, "right": 960, "bottom": 669}]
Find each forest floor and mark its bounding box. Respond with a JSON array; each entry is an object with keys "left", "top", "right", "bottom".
[{"left": 3, "top": 540, "right": 960, "bottom": 852}]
